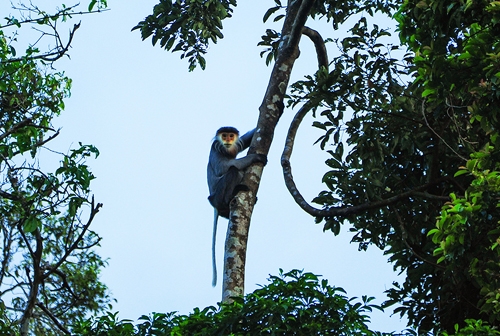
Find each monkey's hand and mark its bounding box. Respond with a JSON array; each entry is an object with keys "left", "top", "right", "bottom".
[{"left": 254, "top": 154, "right": 267, "bottom": 166}]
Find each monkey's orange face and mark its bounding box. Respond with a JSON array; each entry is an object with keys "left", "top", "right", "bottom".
[
  {"left": 219, "top": 132, "right": 238, "bottom": 148},
  {"left": 218, "top": 132, "right": 239, "bottom": 157}
]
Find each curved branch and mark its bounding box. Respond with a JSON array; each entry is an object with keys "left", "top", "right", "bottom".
[
  {"left": 281, "top": 100, "right": 451, "bottom": 217},
  {"left": 301, "top": 26, "right": 328, "bottom": 70},
  {"left": 42, "top": 23, "right": 80, "bottom": 62},
  {"left": 281, "top": 101, "right": 315, "bottom": 212},
  {"left": 286, "top": 1, "right": 316, "bottom": 55}
]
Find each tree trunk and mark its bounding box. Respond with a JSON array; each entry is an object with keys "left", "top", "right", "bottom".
[{"left": 221, "top": 0, "right": 315, "bottom": 303}]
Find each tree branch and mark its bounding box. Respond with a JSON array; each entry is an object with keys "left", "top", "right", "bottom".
[
  {"left": 43, "top": 197, "right": 102, "bottom": 280},
  {"left": 46, "top": 268, "right": 80, "bottom": 300},
  {"left": 3, "top": 23, "right": 80, "bottom": 64},
  {"left": 281, "top": 100, "right": 451, "bottom": 217},
  {"left": 301, "top": 26, "right": 328, "bottom": 70},
  {"left": 0, "top": 118, "right": 32, "bottom": 142},
  {"left": 11, "top": 129, "right": 60, "bottom": 157},
  {"left": 1, "top": 4, "right": 80, "bottom": 29},
  {"left": 222, "top": 0, "right": 316, "bottom": 303},
  {"left": 35, "top": 302, "right": 70, "bottom": 335},
  {"left": 20, "top": 228, "right": 43, "bottom": 336}
]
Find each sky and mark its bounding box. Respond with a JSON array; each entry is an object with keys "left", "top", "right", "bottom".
[{"left": 3, "top": 0, "right": 407, "bottom": 332}]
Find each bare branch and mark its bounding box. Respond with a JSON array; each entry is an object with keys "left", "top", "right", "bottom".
[
  {"left": 0, "top": 4, "right": 110, "bottom": 29},
  {"left": 0, "top": 4, "right": 80, "bottom": 29}
]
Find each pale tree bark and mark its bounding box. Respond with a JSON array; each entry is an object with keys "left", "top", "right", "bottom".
[{"left": 221, "top": 0, "right": 317, "bottom": 303}]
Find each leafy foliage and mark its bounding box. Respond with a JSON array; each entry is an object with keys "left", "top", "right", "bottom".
[
  {"left": 0, "top": 1, "right": 109, "bottom": 334},
  {"left": 74, "top": 269, "right": 392, "bottom": 335},
  {"left": 277, "top": 0, "right": 500, "bottom": 332},
  {"left": 441, "top": 319, "right": 500, "bottom": 336},
  {"left": 132, "top": 0, "right": 237, "bottom": 71}
]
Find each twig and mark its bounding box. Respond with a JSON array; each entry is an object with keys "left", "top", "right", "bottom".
[
  {"left": 421, "top": 101, "right": 467, "bottom": 161},
  {"left": 2, "top": 23, "right": 80, "bottom": 63}
]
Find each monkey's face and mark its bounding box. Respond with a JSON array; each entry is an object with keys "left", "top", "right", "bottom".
[
  {"left": 219, "top": 132, "right": 238, "bottom": 148},
  {"left": 217, "top": 132, "right": 239, "bottom": 157}
]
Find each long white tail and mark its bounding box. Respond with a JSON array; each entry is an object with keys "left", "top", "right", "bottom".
[{"left": 212, "top": 209, "right": 218, "bottom": 287}]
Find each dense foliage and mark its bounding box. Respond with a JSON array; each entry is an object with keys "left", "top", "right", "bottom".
[
  {"left": 299, "top": 0, "right": 500, "bottom": 331},
  {"left": 0, "top": 1, "right": 108, "bottom": 335},
  {"left": 398, "top": 0, "right": 500, "bottom": 324},
  {"left": 132, "top": 0, "right": 237, "bottom": 71},
  {"left": 74, "top": 270, "right": 391, "bottom": 335}
]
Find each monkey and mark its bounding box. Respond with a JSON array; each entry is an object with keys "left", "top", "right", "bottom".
[{"left": 207, "top": 126, "right": 267, "bottom": 287}]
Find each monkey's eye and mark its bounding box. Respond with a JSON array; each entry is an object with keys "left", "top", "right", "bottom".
[{"left": 221, "top": 133, "right": 236, "bottom": 141}]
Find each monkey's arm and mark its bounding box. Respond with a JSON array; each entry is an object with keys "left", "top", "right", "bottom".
[
  {"left": 227, "top": 154, "right": 267, "bottom": 171},
  {"left": 239, "top": 128, "right": 256, "bottom": 150},
  {"left": 208, "top": 147, "right": 266, "bottom": 177}
]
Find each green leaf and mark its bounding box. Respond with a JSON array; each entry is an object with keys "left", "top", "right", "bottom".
[
  {"left": 88, "top": 0, "right": 97, "bottom": 11},
  {"left": 263, "top": 6, "right": 280, "bottom": 23},
  {"left": 454, "top": 169, "right": 469, "bottom": 177},
  {"left": 466, "top": 159, "right": 478, "bottom": 171},
  {"left": 422, "top": 89, "right": 435, "bottom": 97},
  {"left": 23, "top": 217, "right": 41, "bottom": 233},
  {"left": 427, "top": 228, "right": 440, "bottom": 236}
]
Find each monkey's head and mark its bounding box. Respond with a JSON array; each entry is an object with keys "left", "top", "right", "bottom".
[{"left": 216, "top": 126, "right": 240, "bottom": 157}]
